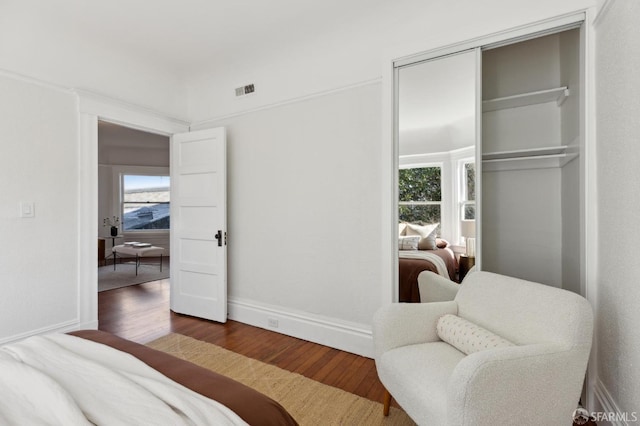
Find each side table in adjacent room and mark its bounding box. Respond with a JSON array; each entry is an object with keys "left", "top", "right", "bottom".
[{"left": 458, "top": 254, "right": 475, "bottom": 283}]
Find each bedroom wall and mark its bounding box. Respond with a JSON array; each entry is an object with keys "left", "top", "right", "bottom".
[
  {"left": 187, "top": 0, "right": 596, "bottom": 354},
  {"left": 594, "top": 0, "right": 640, "bottom": 418},
  {"left": 187, "top": 0, "right": 595, "bottom": 123},
  {"left": 193, "top": 83, "right": 383, "bottom": 353},
  {"left": 0, "top": 74, "right": 84, "bottom": 342},
  {"left": 0, "top": 0, "right": 598, "bottom": 353},
  {"left": 0, "top": 1, "right": 187, "bottom": 119}
]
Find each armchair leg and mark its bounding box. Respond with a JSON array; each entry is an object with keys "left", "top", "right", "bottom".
[{"left": 383, "top": 389, "right": 392, "bottom": 416}]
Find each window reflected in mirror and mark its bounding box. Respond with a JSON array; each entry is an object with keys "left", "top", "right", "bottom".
[{"left": 397, "top": 50, "right": 477, "bottom": 248}]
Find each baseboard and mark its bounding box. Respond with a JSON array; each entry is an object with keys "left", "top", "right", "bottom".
[
  {"left": 228, "top": 297, "right": 374, "bottom": 358},
  {"left": 591, "top": 378, "right": 637, "bottom": 426},
  {"left": 0, "top": 318, "right": 98, "bottom": 345}
]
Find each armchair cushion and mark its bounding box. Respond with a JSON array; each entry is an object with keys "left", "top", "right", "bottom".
[
  {"left": 378, "top": 342, "right": 466, "bottom": 425},
  {"left": 436, "top": 314, "right": 515, "bottom": 355},
  {"left": 448, "top": 343, "right": 581, "bottom": 426},
  {"left": 373, "top": 301, "right": 457, "bottom": 360}
]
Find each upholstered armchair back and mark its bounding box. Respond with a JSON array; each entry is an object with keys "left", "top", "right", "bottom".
[{"left": 454, "top": 271, "right": 593, "bottom": 347}]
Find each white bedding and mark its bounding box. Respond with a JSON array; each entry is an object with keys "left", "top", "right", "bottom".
[
  {"left": 398, "top": 249, "right": 449, "bottom": 278},
  {"left": 0, "top": 333, "right": 248, "bottom": 425}
]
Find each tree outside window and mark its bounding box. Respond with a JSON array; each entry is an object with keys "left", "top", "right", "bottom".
[
  {"left": 462, "top": 162, "right": 475, "bottom": 220},
  {"left": 398, "top": 166, "right": 441, "bottom": 232}
]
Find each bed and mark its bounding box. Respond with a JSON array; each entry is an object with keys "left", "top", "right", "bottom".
[
  {"left": 398, "top": 248, "right": 457, "bottom": 302},
  {"left": 0, "top": 330, "right": 297, "bottom": 425},
  {"left": 398, "top": 222, "right": 458, "bottom": 303}
]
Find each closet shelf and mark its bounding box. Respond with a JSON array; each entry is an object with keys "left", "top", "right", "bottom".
[
  {"left": 482, "top": 86, "right": 569, "bottom": 112},
  {"left": 483, "top": 145, "right": 568, "bottom": 161},
  {"left": 482, "top": 145, "right": 578, "bottom": 171}
]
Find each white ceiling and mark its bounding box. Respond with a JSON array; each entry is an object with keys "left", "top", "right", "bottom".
[
  {"left": 398, "top": 50, "right": 477, "bottom": 154},
  {"left": 4, "top": 0, "right": 389, "bottom": 77}
]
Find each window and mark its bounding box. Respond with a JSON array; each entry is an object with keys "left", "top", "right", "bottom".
[
  {"left": 461, "top": 161, "right": 475, "bottom": 220},
  {"left": 398, "top": 166, "right": 441, "bottom": 231},
  {"left": 122, "top": 175, "right": 170, "bottom": 231}
]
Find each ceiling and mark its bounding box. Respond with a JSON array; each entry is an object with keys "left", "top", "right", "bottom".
[
  {"left": 3, "top": 0, "right": 390, "bottom": 77},
  {"left": 398, "top": 51, "right": 477, "bottom": 155}
]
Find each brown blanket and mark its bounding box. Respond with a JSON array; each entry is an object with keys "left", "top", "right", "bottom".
[
  {"left": 70, "top": 330, "right": 298, "bottom": 426},
  {"left": 399, "top": 248, "right": 457, "bottom": 303}
]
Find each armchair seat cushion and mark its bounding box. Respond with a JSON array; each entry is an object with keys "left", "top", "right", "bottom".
[{"left": 377, "top": 342, "right": 466, "bottom": 424}]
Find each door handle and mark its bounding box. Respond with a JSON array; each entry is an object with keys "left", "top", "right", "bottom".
[{"left": 214, "top": 230, "right": 222, "bottom": 247}]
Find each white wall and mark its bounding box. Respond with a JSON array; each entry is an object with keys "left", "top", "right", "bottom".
[
  {"left": 0, "top": 0, "right": 600, "bottom": 355},
  {"left": 0, "top": 2, "right": 187, "bottom": 119},
  {"left": 0, "top": 74, "right": 88, "bottom": 341},
  {"left": 187, "top": 0, "right": 595, "bottom": 123},
  {"left": 193, "top": 83, "right": 382, "bottom": 352},
  {"left": 186, "top": 0, "right": 595, "bottom": 355},
  {"left": 594, "top": 0, "right": 640, "bottom": 417}
]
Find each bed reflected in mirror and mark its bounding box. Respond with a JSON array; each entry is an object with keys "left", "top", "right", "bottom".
[{"left": 396, "top": 49, "right": 477, "bottom": 301}]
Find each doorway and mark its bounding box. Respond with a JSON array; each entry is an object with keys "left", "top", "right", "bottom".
[{"left": 97, "top": 121, "right": 171, "bottom": 292}]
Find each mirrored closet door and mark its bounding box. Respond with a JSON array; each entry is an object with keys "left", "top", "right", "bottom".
[
  {"left": 394, "top": 18, "right": 585, "bottom": 298},
  {"left": 395, "top": 49, "right": 480, "bottom": 301}
]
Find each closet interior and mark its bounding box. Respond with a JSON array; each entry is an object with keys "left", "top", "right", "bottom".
[{"left": 480, "top": 28, "right": 582, "bottom": 292}]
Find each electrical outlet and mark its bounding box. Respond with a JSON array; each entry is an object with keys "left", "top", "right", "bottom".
[{"left": 267, "top": 318, "right": 279, "bottom": 328}]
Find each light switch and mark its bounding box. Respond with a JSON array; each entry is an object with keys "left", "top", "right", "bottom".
[{"left": 20, "top": 202, "right": 35, "bottom": 218}]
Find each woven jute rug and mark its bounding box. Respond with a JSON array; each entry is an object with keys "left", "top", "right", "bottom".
[{"left": 147, "top": 333, "right": 415, "bottom": 426}]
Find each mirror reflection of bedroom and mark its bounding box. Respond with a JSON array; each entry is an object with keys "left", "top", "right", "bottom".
[
  {"left": 97, "top": 122, "right": 171, "bottom": 293},
  {"left": 397, "top": 50, "right": 477, "bottom": 302}
]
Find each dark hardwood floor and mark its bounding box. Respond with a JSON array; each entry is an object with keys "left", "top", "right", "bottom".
[
  {"left": 98, "top": 279, "right": 388, "bottom": 404},
  {"left": 98, "top": 280, "right": 595, "bottom": 425}
]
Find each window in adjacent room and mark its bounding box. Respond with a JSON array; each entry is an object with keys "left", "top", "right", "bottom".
[
  {"left": 460, "top": 161, "right": 475, "bottom": 220},
  {"left": 122, "top": 174, "right": 170, "bottom": 231},
  {"left": 398, "top": 166, "right": 441, "bottom": 233}
]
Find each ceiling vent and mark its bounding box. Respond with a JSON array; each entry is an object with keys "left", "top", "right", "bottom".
[{"left": 235, "top": 84, "right": 255, "bottom": 97}]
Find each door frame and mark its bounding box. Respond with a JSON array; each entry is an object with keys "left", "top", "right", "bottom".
[{"left": 76, "top": 91, "right": 189, "bottom": 329}]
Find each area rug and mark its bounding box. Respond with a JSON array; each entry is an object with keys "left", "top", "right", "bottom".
[
  {"left": 98, "top": 261, "right": 169, "bottom": 292},
  {"left": 147, "top": 333, "right": 415, "bottom": 426}
]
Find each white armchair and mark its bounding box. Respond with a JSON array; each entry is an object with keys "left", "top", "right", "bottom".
[
  {"left": 417, "top": 270, "right": 462, "bottom": 302},
  {"left": 374, "top": 271, "right": 593, "bottom": 425}
]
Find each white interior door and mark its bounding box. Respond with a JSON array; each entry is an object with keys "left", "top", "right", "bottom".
[{"left": 170, "top": 127, "right": 227, "bottom": 322}]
